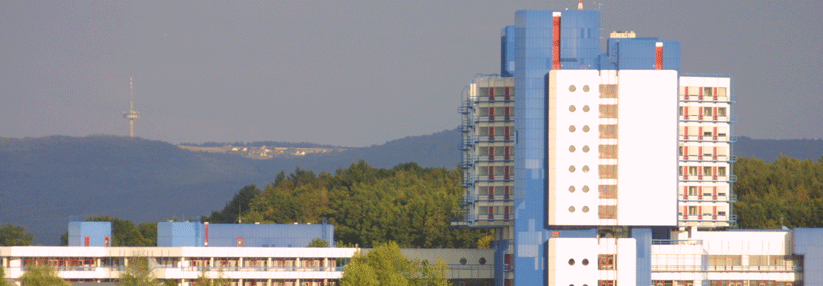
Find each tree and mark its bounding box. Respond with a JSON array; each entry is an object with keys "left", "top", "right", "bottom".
[
  {"left": 339, "top": 242, "right": 448, "bottom": 286},
  {"left": 118, "top": 257, "right": 161, "bottom": 286},
  {"left": 192, "top": 268, "right": 230, "bottom": 286},
  {"left": 0, "top": 223, "right": 34, "bottom": 246},
  {"left": 307, "top": 238, "right": 329, "bottom": 247},
  {"left": 202, "top": 185, "right": 262, "bottom": 223},
  {"left": 86, "top": 216, "right": 156, "bottom": 246},
  {"left": 19, "top": 265, "right": 71, "bottom": 286},
  {"left": 0, "top": 266, "right": 9, "bottom": 286}
]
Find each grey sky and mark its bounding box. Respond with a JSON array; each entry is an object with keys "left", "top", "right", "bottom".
[{"left": 1, "top": 1, "right": 821, "bottom": 147}]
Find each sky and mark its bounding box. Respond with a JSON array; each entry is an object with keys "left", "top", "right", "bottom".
[{"left": 1, "top": 1, "right": 821, "bottom": 147}]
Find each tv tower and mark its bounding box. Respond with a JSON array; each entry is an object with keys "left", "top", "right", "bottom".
[{"left": 123, "top": 76, "right": 140, "bottom": 137}]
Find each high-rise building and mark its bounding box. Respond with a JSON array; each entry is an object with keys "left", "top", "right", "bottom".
[{"left": 457, "top": 6, "right": 820, "bottom": 286}]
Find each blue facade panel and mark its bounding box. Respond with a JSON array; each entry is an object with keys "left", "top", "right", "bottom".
[
  {"left": 513, "top": 9, "right": 600, "bottom": 286},
  {"left": 157, "top": 222, "right": 205, "bottom": 247},
  {"left": 68, "top": 222, "right": 112, "bottom": 247},
  {"left": 493, "top": 240, "right": 509, "bottom": 286},
  {"left": 793, "top": 228, "right": 823, "bottom": 286},
  {"left": 207, "top": 224, "right": 334, "bottom": 247},
  {"left": 631, "top": 228, "right": 653, "bottom": 286},
  {"left": 501, "top": 26, "right": 516, "bottom": 77}
]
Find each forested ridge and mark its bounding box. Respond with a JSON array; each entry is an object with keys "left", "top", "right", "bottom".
[
  {"left": 734, "top": 156, "right": 823, "bottom": 229},
  {"left": 204, "top": 161, "right": 490, "bottom": 248}
]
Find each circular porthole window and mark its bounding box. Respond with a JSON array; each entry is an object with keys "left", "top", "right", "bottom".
[
  {"left": 460, "top": 258, "right": 467, "bottom": 265},
  {"left": 582, "top": 145, "right": 590, "bottom": 153},
  {"left": 583, "top": 105, "right": 590, "bottom": 112},
  {"left": 582, "top": 258, "right": 590, "bottom": 265},
  {"left": 582, "top": 165, "right": 590, "bottom": 173},
  {"left": 569, "top": 105, "right": 576, "bottom": 112},
  {"left": 583, "top": 125, "right": 590, "bottom": 132},
  {"left": 568, "top": 258, "right": 575, "bottom": 265},
  {"left": 569, "top": 85, "right": 576, "bottom": 92},
  {"left": 583, "top": 85, "right": 590, "bottom": 92},
  {"left": 479, "top": 257, "right": 487, "bottom": 265},
  {"left": 569, "top": 186, "right": 575, "bottom": 193},
  {"left": 569, "top": 166, "right": 576, "bottom": 173},
  {"left": 568, "top": 206, "right": 576, "bottom": 213},
  {"left": 582, "top": 186, "right": 590, "bottom": 193},
  {"left": 569, "top": 125, "right": 576, "bottom": 132},
  {"left": 569, "top": 145, "right": 576, "bottom": 152},
  {"left": 582, "top": 206, "right": 590, "bottom": 213}
]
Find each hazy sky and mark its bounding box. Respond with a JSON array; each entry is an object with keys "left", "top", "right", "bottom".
[{"left": 2, "top": 1, "right": 821, "bottom": 147}]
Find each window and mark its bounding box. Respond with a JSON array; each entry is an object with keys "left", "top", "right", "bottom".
[
  {"left": 599, "top": 205, "right": 616, "bottom": 219},
  {"left": 704, "top": 131, "right": 713, "bottom": 138},
  {"left": 718, "top": 107, "right": 727, "bottom": 116},
  {"left": 703, "top": 167, "right": 712, "bottom": 176},
  {"left": 689, "top": 166, "right": 698, "bottom": 176},
  {"left": 600, "top": 104, "right": 617, "bottom": 118},
  {"left": 718, "top": 167, "right": 727, "bottom": 176},
  {"left": 718, "top": 211, "right": 727, "bottom": 216},
  {"left": 600, "top": 84, "right": 617, "bottom": 98},
  {"left": 688, "top": 186, "right": 698, "bottom": 196},
  {"left": 599, "top": 185, "right": 617, "bottom": 199},
  {"left": 599, "top": 281, "right": 615, "bottom": 286},
  {"left": 704, "top": 87, "right": 713, "bottom": 96},
  {"left": 598, "top": 255, "right": 615, "bottom": 270},
  {"left": 599, "top": 165, "right": 617, "bottom": 179},
  {"left": 688, "top": 206, "right": 698, "bottom": 215},
  {"left": 600, "top": 145, "right": 617, "bottom": 159},
  {"left": 600, "top": 125, "right": 617, "bottom": 139},
  {"left": 703, "top": 107, "right": 712, "bottom": 116}
]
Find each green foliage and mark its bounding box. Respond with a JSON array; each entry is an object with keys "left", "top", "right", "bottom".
[
  {"left": 308, "top": 238, "right": 330, "bottom": 247},
  {"left": 201, "top": 185, "right": 262, "bottom": 223},
  {"left": 240, "top": 161, "right": 489, "bottom": 248},
  {"left": 192, "top": 268, "right": 230, "bottom": 286},
  {"left": 0, "top": 223, "right": 34, "bottom": 246},
  {"left": 118, "top": 257, "right": 161, "bottom": 286},
  {"left": 0, "top": 266, "right": 9, "bottom": 286},
  {"left": 162, "top": 280, "right": 178, "bottom": 286},
  {"left": 86, "top": 216, "right": 157, "bottom": 246},
  {"left": 734, "top": 156, "right": 823, "bottom": 229},
  {"left": 339, "top": 242, "right": 448, "bottom": 286},
  {"left": 19, "top": 265, "right": 71, "bottom": 286},
  {"left": 476, "top": 234, "right": 494, "bottom": 249}
]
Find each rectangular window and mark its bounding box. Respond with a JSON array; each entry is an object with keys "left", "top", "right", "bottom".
[
  {"left": 718, "top": 167, "right": 727, "bottom": 177},
  {"left": 689, "top": 166, "right": 698, "bottom": 176},
  {"left": 600, "top": 125, "right": 618, "bottom": 139},
  {"left": 717, "top": 87, "right": 727, "bottom": 96},
  {"left": 704, "top": 87, "right": 713, "bottom": 96},
  {"left": 688, "top": 206, "right": 698, "bottom": 215},
  {"left": 599, "top": 281, "right": 615, "bottom": 286},
  {"left": 598, "top": 254, "right": 616, "bottom": 270},
  {"left": 599, "top": 205, "right": 616, "bottom": 219},
  {"left": 717, "top": 107, "right": 727, "bottom": 116},
  {"left": 599, "top": 165, "right": 617, "bottom": 179},
  {"left": 600, "top": 104, "right": 618, "bottom": 118},
  {"left": 703, "top": 167, "right": 712, "bottom": 176},
  {"left": 599, "top": 145, "right": 617, "bottom": 159},
  {"left": 704, "top": 131, "right": 713, "bottom": 138},
  {"left": 688, "top": 186, "right": 698, "bottom": 196},
  {"left": 718, "top": 211, "right": 727, "bottom": 216},
  {"left": 599, "top": 185, "right": 617, "bottom": 199},
  {"left": 703, "top": 107, "right": 712, "bottom": 116},
  {"left": 600, "top": 84, "right": 617, "bottom": 98}
]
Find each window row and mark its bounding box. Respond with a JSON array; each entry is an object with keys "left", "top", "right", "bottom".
[
  {"left": 680, "top": 206, "right": 728, "bottom": 218},
  {"left": 679, "top": 106, "right": 728, "bottom": 117},
  {"left": 680, "top": 166, "right": 728, "bottom": 177},
  {"left": 476, "top": 86, "right": 514, "bottom": 97},
  {"left": 681, "top": 186, "right": 729, "bottom": 199},
  {"left": 680, "top": 86, "right": 728, "bottom": 97},
  {"left": 476, "top": 107, "right": 514, "bottom": 120}
]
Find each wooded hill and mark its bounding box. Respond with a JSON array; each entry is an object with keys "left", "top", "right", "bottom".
[{"left": 2, "top": 130, "right": 823, "bottom": 245}]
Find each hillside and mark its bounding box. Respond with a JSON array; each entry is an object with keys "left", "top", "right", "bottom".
[
  {"left": 0, "top": 130, "right": 460, "bottom": 245},
  {"left": 1, "top": 129, "right": 820, "bottom": 245}
]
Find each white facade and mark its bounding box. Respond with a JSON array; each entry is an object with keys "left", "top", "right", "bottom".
[
  {"left": 678, "top": 76, "right": 735, "bottom": 228},
  {"left": 548, "top": 238, "right": 636, "bottom": 286},
  {"left": 547, "top": 69, "right": 678, "bottom": 226}
]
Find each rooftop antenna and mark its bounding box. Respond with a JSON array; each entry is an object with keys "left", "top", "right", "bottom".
[
  {"left": 578, "top": 0, "right": 583, "bottom": 10},
  {"left": 123, "top": 76, "right": 140, "bottom": 137}
]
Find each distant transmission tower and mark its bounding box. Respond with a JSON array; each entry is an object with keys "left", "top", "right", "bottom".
[{"left": 123, "top": 76, "right": 140, "bottom": 137}]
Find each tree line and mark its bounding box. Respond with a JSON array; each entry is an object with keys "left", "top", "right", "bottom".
[
  {"left": 203, "top": 161, "right": 490, "bottom": 248},
  {"left": 5, "top": 156, "right": 823, "bottom": 247}
]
